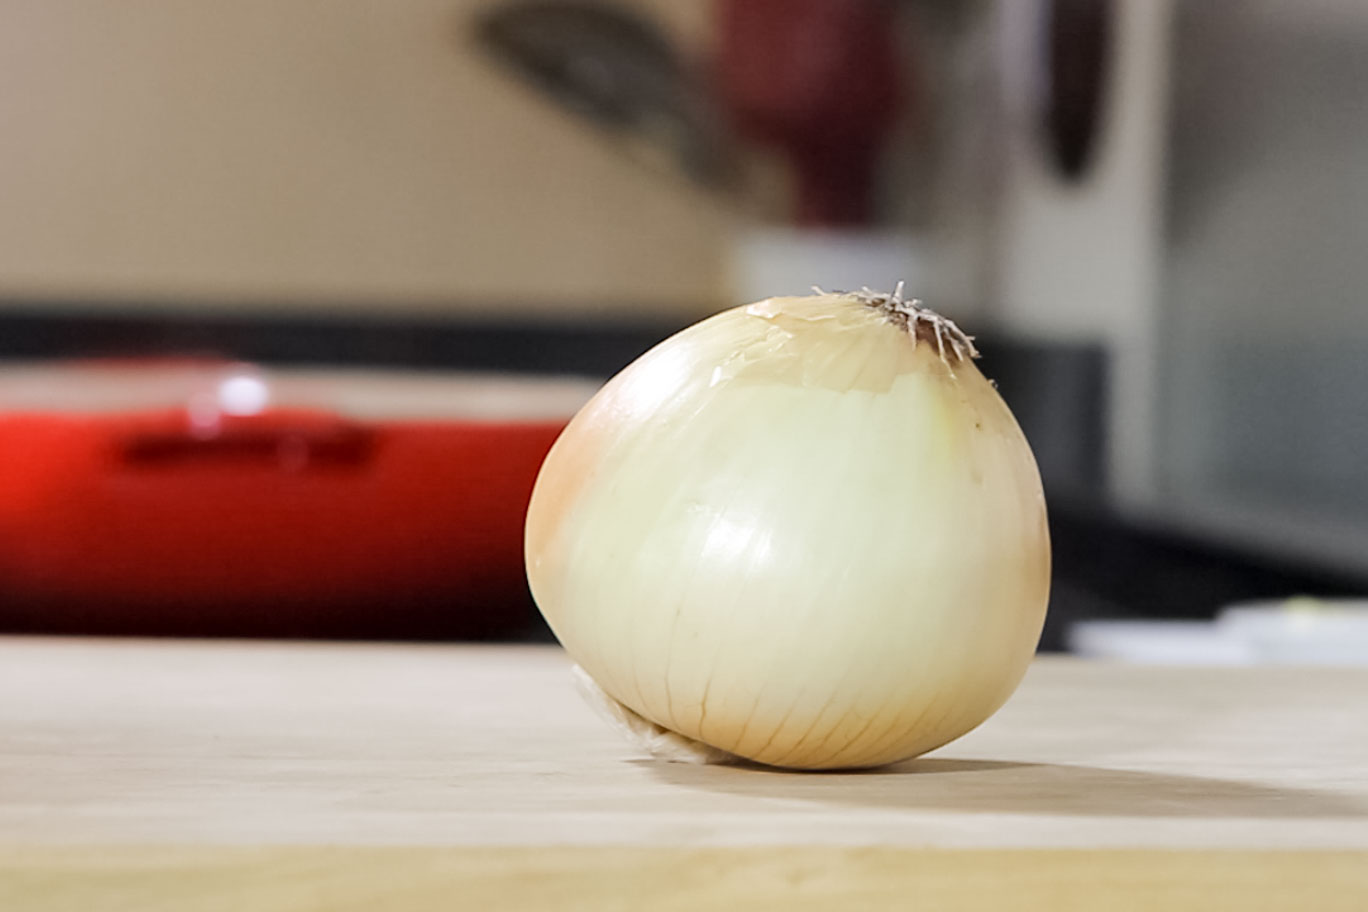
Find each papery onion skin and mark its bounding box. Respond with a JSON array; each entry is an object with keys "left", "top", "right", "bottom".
[{"left": 525, "top": 292, "right": 1050, "bottom": 770}]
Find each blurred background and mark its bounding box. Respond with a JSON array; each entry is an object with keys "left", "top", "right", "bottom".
[{"left": 1, "top": 0, "right": 1365, "bottom": 662}]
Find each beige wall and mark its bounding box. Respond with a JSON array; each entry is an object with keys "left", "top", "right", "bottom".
[{"left": 0, "top": 1, "right": 729, "bottom": 318}]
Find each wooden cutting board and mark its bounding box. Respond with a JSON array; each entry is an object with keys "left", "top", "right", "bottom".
[{"left": 0, "top": 637, "right": 1365, "bottom": 910}]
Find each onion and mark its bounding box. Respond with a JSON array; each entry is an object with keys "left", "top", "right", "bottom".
[{"left": 525, "top": 288, "right": 1050, "bottom": 770}]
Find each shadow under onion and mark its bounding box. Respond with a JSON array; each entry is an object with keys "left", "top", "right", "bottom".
[{"left": 634, "top": 756, "right": 1368, "bottom": 819}]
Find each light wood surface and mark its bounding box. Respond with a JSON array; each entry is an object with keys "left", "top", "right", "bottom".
[
  {"left": 4, "top": 847, "right": 1366, "bottom": 912},
  {"left": 0, "top": 637, "right": 1365, "bottom": 909}
]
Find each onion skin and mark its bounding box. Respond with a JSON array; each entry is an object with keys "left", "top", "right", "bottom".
[{"left": 525, "top": 292, "right": 1050, "bottom": 770}]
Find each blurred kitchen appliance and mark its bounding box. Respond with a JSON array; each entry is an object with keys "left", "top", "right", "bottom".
[
  {"left": 933, "top": 0, "right": 1166, "bottom": 503},
  {"left": 716, "top": 0, "right": 905, "bottom": 226},
  {"left": 474, "top": 0, "right": 734, "bottom": 190},
  {"left": 0, "top": 361, "right": 596, "bottom": 639},
  {"left": 1154, "top": 0, "right": 1368, "bottom": 575}
]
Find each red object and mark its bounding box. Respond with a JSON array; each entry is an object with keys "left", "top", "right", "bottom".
[
  {"left": 0, "top": 366, "right": 581, "bottom": 640},
  {"left": 717, "top": 0, "right": 906, "bottom": 226}
]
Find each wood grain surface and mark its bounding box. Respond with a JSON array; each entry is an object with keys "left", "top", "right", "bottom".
[
  {"left": 0, "top": 637, "right": 1365, "bottom": 909},
  {"left": 3, "top": 847, "right": 1366, "bottom": 912}
]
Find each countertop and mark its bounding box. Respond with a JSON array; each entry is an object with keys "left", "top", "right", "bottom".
[{"left": 1, "top": 637, "right": 1365, "bottom": 909}]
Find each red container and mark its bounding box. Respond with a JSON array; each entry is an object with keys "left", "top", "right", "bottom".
[{"left": 0, "top": 362, "right": 596, "bottom": 639}]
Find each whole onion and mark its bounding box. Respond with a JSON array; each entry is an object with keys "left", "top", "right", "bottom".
[{"left": 525, "top": 289, "right": 1050, "bottom": 770}]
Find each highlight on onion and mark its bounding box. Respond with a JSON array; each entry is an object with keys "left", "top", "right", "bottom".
[{"left": 525, "top": 287, "right": 1050, "bottom": 770}]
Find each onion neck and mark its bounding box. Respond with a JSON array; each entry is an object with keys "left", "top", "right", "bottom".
[{"left": 844, "top": 286, "right": 980, "bottom": 364}]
